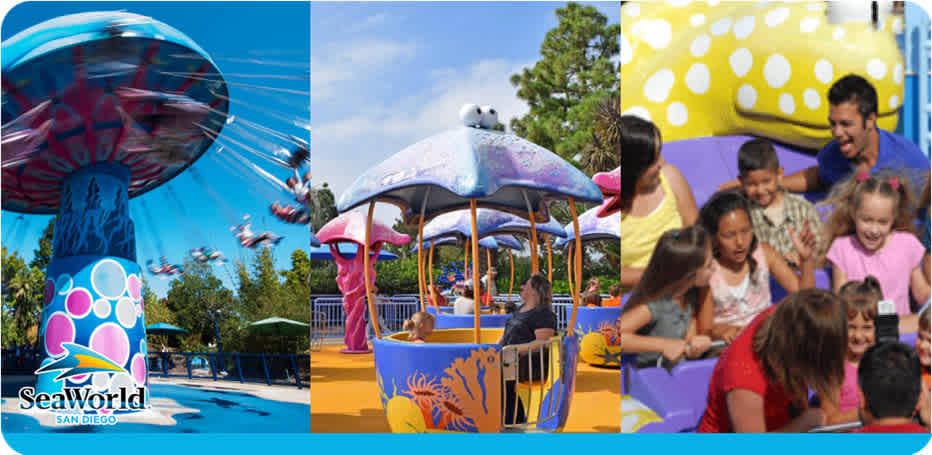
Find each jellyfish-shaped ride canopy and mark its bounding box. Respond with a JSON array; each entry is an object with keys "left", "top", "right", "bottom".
[
  {"left": 2, "top": 12, "right": 228, "bottom": 401},
  {"left": 315, "top": 211, "right": 410, "bottom": 353}
]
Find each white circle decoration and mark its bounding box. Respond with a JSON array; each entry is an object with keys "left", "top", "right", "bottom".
[
  {"left": 686, "top": 63, "right": 711, "bottom": 94},
  {"left": 764, "top": 54, "right": 792, "bottom": 88},
  {"left": 733, "top": 16, "right": 755, "bottom": 40},
  {"left": 814, "top": 59, "right": 833, "bottom": 85},
  {"left": 803, "top": 89, "right": 821, "bottom": 110},
  {"left": 866, "top": 59, "right": 887, "bottom": 80},
  {"left": 765, "top": 7, "right": 790, "bottom": 27},
  {"left": 737, "top": 84, "right": 758, "bottom": 109},
  {"left": 690, "top": 34, "right": 711, "bottom": 57},
  {"left": 779, "top": 93, "right": 796, "bottom": 114},
  {"left": 710, "top": 17, "right": 732, "bottom": 36},
  {"left": 644, "top": 69, "right": 676, "bottom": 103},
  {"left": 730, "top": 48, "right": 753, "bottom": 78},
  {"left": 622, "top": 106, "right": 652, "bottom": 122},
  {"left": 667, "top": 102, "right": 689, "bottom": 126}
]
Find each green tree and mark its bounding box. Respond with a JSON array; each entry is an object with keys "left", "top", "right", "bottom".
[
  {"left": 29, "top": 218, "right": 56, "bottom": 272},
  {"left": 509, "top": 3, "right": 619, "bottom": 161},
  {"left": 582, "top": 96, "right": 621, "bottom": 175},
  {"left": 166, "top": 260, "right": 238, "bottom": 348},
  {"left": 308, "top": 182, "right": 338, "bottom": 231}
]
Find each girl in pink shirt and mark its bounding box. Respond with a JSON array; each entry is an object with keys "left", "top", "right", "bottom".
[
  {"left": 823, "top": 172, "right": 930, "bottom": 332},
  {"left": 818, "top": 277, "right": 881, "bottom": 425}
]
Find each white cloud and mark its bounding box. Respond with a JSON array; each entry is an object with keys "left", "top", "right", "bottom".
[
  {"left": 346, "top": 13, "right": 392, "bottom": 33},
  {"left": 313, "top": 58, "right": 533, "bottom": 226},
  {"left": 311, "top": 40, "right": 418, "bottom": 101}
]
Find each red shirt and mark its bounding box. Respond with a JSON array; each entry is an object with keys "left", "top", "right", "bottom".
[
  {"left": 853, "top": 423, "right": 928, "bottom": 433},
  {"left": 698, "top": 307, "right": 795, "bottom": 433}
]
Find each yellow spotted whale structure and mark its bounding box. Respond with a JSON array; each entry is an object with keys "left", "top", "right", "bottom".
[{"left": 621, "top": 1, "right": 905, "bottom": 149}]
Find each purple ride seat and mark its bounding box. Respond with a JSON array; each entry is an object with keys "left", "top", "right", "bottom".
[
  {"left": 627, "top": 365, "right": 697, "bottom": 433},
  {"left": 770, "top": 268, "right": 832, "bottom": 304},
  {"left": 670, "top": 358, "right": 719, "bottom": 428}
]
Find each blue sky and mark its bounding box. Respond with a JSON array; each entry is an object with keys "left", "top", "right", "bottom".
[
  {"left": 311, "top": 1, "right": 620, "bottom": 228},
  {"left": 2, "top": 2, "right": 311, "bottom": 297}
]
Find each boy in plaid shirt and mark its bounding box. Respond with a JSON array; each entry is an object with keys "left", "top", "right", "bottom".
[{"left": 737, "top": 139, "right": 825, "bottom": 268}]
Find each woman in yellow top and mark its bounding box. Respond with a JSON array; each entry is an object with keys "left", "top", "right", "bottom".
[{"left": 620, "top": 116, "right": 699, "bottom": 288}]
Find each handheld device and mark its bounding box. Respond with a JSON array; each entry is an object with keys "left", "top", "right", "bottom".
[{"left": 874, "top": 299, "right": 899, "bottom": 344}]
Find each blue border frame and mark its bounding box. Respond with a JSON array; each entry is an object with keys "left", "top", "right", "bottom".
[{"left": 2, "top": 433, "right": 931, "bottom": 454}]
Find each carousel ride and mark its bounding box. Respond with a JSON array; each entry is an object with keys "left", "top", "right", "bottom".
[
  {"left": 329, "top": 104, "right": 604, "bottom": 433},
  {"left": 1, "top": 11, "right": 310, "bottom": 403}
]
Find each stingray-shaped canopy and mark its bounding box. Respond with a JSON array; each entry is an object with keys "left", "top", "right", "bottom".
[
  {"left": 554, "top": 206, "right": 621, "bottom": 249},
  {"left": 412, "top": 235, "right": 497, "bottom": 252},
  {"left": 422, "top": 208, "right": 566, "bottom": 242},
  {"left": 336, "top": 126, "right": 603, "bottom": 224},
  {"left": 316, "top": 211, "right": 410, "bottom": 247},
  {"left": 593, "top": 167, "right": 620, "bottom": 218},
  {"left": 491, "top": 235, "right": 523, "bottom": 251}
]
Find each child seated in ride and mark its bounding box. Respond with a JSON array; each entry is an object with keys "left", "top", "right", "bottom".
[
  {"left": 602, "top": 285, "right": 622, "bottom": 307},
  {"left": 583, "top": 290, "right": 602, "bottom": 308},
  {"left": 697, "top": 191, "right": 817, "bottom": 342},
  {"left": 818, "top": 276, "right": 882, "bottom": 425},
  {"left": 823, "top": 171, "right": 930, "bottom": 332},
  {"left": 917, "top": 306, "right": 930, "bottom": 389},
  {"left": 403, "top": 312, "right": 435, "bottom": 343},
  {"left": 617, "top": 226, "right": 714, "bottom": 369},
  {"left": 736, "top": 138, "right": 825, "bottom": 268},
  {"left": 852, "top": 342, "right": 930, "bottom": 432}
]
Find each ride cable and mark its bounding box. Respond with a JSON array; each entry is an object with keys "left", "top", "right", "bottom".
[{"left": 188, "top": 165, "right": 240, "bottom": 226}]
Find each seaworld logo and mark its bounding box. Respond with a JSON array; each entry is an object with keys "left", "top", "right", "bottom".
[{"left": 19, "top": 343, "right": 145, "bottom": 418}]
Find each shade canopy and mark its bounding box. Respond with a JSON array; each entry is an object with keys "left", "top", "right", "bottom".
[
  {"left": 336, "top": 126, "right": 603, "bottom": 224},
  {"left": 422, "top": 208, "right": 566, "bottom": 243},
  {"left": 245, "top": 317, "right": 309, "bottom": 337},
  {"left": 554, "top": 206, "right": 621, "bottom": 249},
  {"left": 145, "top": 322, "right": 188, "bottom": 335}
]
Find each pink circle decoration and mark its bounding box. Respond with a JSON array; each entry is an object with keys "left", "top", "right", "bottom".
[
  {"left": 69, "top": 374, "right": 89, "bottom": 384},
  {"left": 65, "top": 288, "right": 93, "bottom": 318},
  {"left": 127, "top": 274, "right": 141, "bottom": 301},
  {"left": 131, "top": 354, "right": 147, "bottom": 385},
  {"left": 43, "top": 280, "right": 54, "bottom": 307},
  {"left": 44, "top": 312, "right": 75, "bottom": 356},
  {"left": 89, "top": 322, "right": 130, "bottom": 367}
]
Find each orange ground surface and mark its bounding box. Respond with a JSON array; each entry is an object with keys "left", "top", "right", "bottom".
[{"left": 310, "top": 344, "right": 620, "bottom": 433}]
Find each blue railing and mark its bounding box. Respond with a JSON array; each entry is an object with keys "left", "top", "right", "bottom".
[{"left": 146, "top": 351, "right": 309, "bottom": 389}]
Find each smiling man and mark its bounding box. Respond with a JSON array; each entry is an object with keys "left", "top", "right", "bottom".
[{"left": 782, "top": 74, "right": 930, "bottom": 194}]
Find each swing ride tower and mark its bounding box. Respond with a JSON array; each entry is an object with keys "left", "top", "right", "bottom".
[{"left": 2, "top": 12, "right": 228, "bottom": 401}]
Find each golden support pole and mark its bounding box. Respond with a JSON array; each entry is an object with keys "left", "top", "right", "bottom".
[
  {"left": 470, "top": 200, "right": 481, "bottom": 344},
  {"left": 528, "top": 213, "right": 539, "bottom": 275},
  {"left": 568, "top": 198, "right": 582, "bottom": 337},
  {"left": 417, "top": 217, "right": 426, "bottom": 312},
  {"left": 429, "top": 240, "right": 437, "bottom": 310},
  {"left": 363, "top": 202, "right": 380, "bottom": 339}
]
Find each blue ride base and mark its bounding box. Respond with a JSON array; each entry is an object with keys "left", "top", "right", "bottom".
[{"left": 38, "top": 163, "right": 149, "bottom": 409}]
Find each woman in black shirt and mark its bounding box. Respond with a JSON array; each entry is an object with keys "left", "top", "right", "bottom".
[
  {"left": 499, "top": 274, "right": 557, "bottom": 425},
  {"left": 499, "top": 274, "right": 557, "bottom": 346}
]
